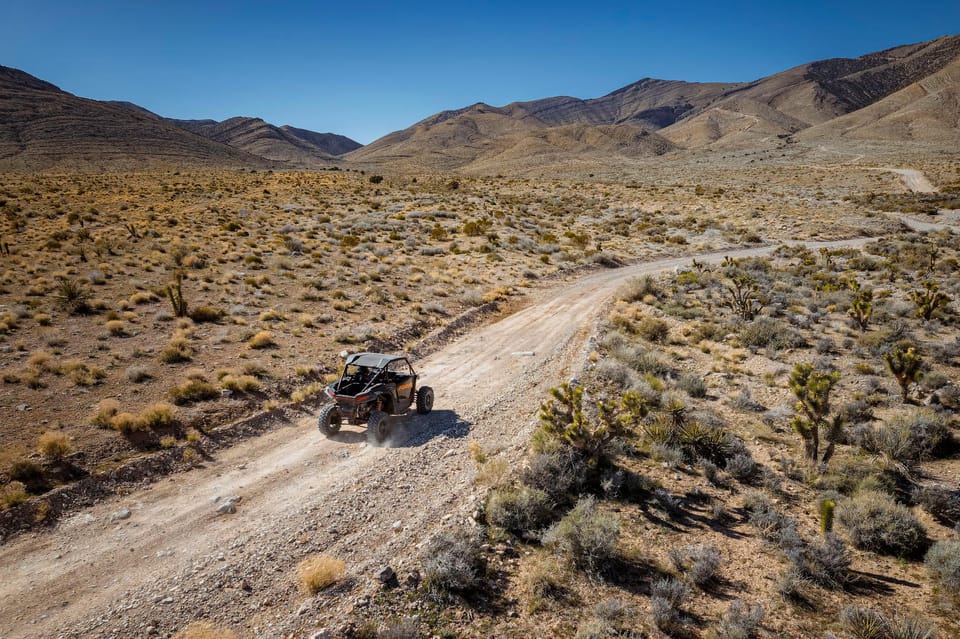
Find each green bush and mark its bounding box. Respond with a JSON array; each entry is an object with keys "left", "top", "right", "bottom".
[
  {"left": 838, "top": 492, "right": 928, "bottom": 557},
  {"left": 522, "top": 447, "right": 589, "bottom": 503},
  {"left": 707, "top": 600, "right": 764, "bottom": 639},
  {"left": 542, "top": 496, "right": 620, "bottom": 572}
]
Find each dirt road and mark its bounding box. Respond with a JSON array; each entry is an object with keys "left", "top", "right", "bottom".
[
  {"left": 0, "top": 237, "right": 878, "bottom": 639},
  {"left": 881, "top": 167, "right": 939, "bottom": 193}
]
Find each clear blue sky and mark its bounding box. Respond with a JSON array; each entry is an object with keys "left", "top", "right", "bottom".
[{"left": 3, "top": 1, "right": 958, "bottom": 144}]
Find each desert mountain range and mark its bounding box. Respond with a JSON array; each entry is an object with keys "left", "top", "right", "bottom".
[{"left": 1, "top": 34, "right": 958, "bottom": 172}]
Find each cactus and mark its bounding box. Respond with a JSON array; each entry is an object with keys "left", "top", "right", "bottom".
[
  {"left": 820, "top": 499, "right": 836, "bottom": 536},
  {"left": 884, "top": 346, "right": 923, "bottom": 403}
]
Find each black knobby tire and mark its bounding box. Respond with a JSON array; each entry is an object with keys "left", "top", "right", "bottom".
[
  {"left": 416, "top": 386, "right": 434, "bottom": 415},
  {"left": 367, "top": 410, "right": 390, "bottom": 444},
  {"left": 318, "top": 404, "right": 342, "bottom": 437}
]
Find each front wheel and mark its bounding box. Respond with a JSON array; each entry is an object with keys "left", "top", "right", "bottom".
[
  {"left": 416, "top": 386, "right": 434, "bottom": 415},
  {"left": 367, "top": 410, "right": 391, "bottom": 444},
  {"left": 318, "top": 404, "right": 342, "bottom": 437}
]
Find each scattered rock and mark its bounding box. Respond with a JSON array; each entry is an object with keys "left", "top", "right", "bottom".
[
  {"left": 377, "top": 566, "right": 397, "bottom": 586},
  {"left": 309, "top": 630, "right": 331, "bottom": 639},
  {"left": 110, "top": 508, "right": 131, "bottom": 521},
  {"left": 216, "top": 496, "right": 241, "bottom": 515}
]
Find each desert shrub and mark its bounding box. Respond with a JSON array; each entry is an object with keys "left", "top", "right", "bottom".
[
  {"left": 54, "top": 277, "right": 92, "bottom": 314},
  {"left": 786, "top": 534, "right": 852, "bottom": 589},
  {"left": 636, "top": 316, "right": 669, "bottom": 343},
  {"left": 189, "top": 306, "right": 225, "bottom": 323},
  {"left": 220, "top": 374, "right": 260, "bottom": 393},
  {"left": 542, "top": 496, "right": 620, "bottom": 572},
  {"left": 110, "top": 412, "right": 148, "bottom": 434},
  {"left": 740, "top": 317, "right": 805, "bottom": 351},
  {"left": 677, "top": 374, "right": 707, "bottom": 398},
  {"left": 160, "top": 338, "right": 192, "bottom": 363},
  {"left": 247, "top": 330, "right": 276, "bottom": 349},
  {"left": 595, "top": 358, "right": 636, "bottom": 389},
  {"left": 486, "top": 486, "right": 554, "bottom": 538},
  {"left": 648, "top": 419, "right": 735, "bottom": 465},
  {"left": 839, "top": 606, "right": 888, "bottom": 639},
  {"left": 671, "top": 543, "right": 721, "bottom": 588},
  {"left": 925, "top": 539, "right": 960, "bottom": 591},
  {"left": 172, "top": 621, "right": 237, "bottom": 639},
  {"left": 860, "top": 410, "right": 952, "bottom": 464},
  {"left": 518, "top": 556, "right": 568, "bottom": 613},
  {"left": 169, "top": 379, "right": 219, "bottom": 405},
  {"left": 574, "top": 599, "right": 634, "bottom": 639},
  {"left": 707, "top": 600, "right": 764, "bottom": 639},
  {"left": 37, "top": 432, "right": 71, "bottom": 461},
  {"left": 296, "top": 554, "right": 346, "bottom": 594},
  {"left": 1, "top": 481, "right": 29, "bottom": 509},
  {"left": 125, "top": 365, "right": 152, "bottom": 383},
  {"left": 422, "top": 527, "right": 485, "bottom": 598},
  {"left": 915, "top": 485, "right": 960, "bottom": 526},
  {"left": 725, "top": 453, "right": 757, "bottom": 482},
  {"left": 91, "top": 398, "right": 120, "bottom": 428},
  {"left": 774, "top": 568, "right": 810, "bottom": 602},
  {"left": 838, "top": 492, "right": 928, "bottom": 557},
  {"left": 521, "top": 446, "right": 588, "bottom": 503},
  {"left": 650, "top": 577, "right": 687, "bottom": 632},
  {"left": 619, "top": 275, "right": 661, "bottom": 302},
  {"left": 139, "top": 402, "right": 176, "bottom": 428}
]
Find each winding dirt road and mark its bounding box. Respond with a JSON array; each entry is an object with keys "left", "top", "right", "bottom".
[{"left": 1, "top": 235, "right": 887, "bottom": 639}]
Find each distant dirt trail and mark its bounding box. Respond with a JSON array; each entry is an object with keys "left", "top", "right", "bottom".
[
  {"left": 880, "top": 167, "right": 939, "bottom": 193},
  {"left": 0, "top": 237, "right": 878, "bottom": 639}
]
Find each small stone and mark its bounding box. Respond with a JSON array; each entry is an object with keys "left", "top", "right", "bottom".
[
  {"left": 16, "top": 403, "right": 29, "bottom": 411},
  {"left": 391, "top": 520, "right": 402, "bottom": 531},
  {"left": 217, "top": 502, "right": 236, "bottom": 515},
  {"left": 309, "top": 630, "right": 331, "bottom": 639},
  {"left": 110, "top": 508, "right": 131, "bottom": 521},
  {"left": 377, "top": 566, "right": 396, "bottom": 583}
]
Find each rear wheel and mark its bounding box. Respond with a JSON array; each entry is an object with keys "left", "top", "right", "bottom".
[
  {"left": 367, "top": 410, "right": 390, "bottom": 444},
  {"left": 416, "top": 386, "right": 434, "bottom": 415},
  {"left": 318, "top": 404, "right": 342, "bottom": 437}
]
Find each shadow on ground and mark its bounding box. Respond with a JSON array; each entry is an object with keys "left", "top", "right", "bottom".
[{"left": 324, "top": 409, "right": 472, "bottom": 448}]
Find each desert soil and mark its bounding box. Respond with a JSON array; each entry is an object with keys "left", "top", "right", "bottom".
[{"left": 0, "top": 232, "right": 882, "bottom": 639}]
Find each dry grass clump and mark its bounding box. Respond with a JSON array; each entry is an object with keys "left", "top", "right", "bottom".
[
  {"left": 91, "top": 398, "right": 121, "bottom": 428},
  {"left": 172, "top": 621, "right": 237, "bottom": 639},
  {"left": 247, "top": 330, "right": 276, "bottom": 349},
  {"left": 37, "top": 432, "right": 71, "bottom": 461},
  {"left": 220, "top": 373, "right": 260, "bottom": 393},
  {"left": 296, "top": 554, "right": 346, "bottom": 594},
  {"left": 1, "top": 481, "right": 29, "bottom": 509},
  {"left": 169, "top": 377, "right": 219, "bottom": 405},
  {"left": 160, "top": 336, "right": 193, "bottom": 363},
  {"left": 138, "top": 402, "right": 176, "bottom": 428}
]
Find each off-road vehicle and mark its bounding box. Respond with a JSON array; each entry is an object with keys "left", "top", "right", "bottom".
[{"left": 318, "top": 352, "right": 434, "bottom": 444}]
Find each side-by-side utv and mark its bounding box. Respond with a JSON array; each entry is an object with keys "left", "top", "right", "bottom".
[{"left": 317, "top": 352, "right": 434, "bottom": 444}]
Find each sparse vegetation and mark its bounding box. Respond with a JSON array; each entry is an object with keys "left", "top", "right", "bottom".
[{"left": 296, "top": 554, "right": 346, "bottom": 594}]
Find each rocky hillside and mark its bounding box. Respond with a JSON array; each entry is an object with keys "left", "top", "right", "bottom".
[
  {"left": 350, "top": 34, "right": 960, "bottom": 171},
  {"left": 0, "top": 67, "right": 269, "bottom": 171}
]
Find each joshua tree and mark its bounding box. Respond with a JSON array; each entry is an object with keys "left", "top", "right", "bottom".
[
  {"left": 847, "top": 278, "right": 873, "bottom": 332},
  {"left": 790, "top": 363, "right": 843, "bottom": 466},
  {"left": 884, "top": 346, "right": 923, "bottom": 403},
  {"left": 722, "top": 273, "right": 765, "bottom": 321},
  {"left": 909, "top": 280, "right": 950, "bottom": 321}
]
